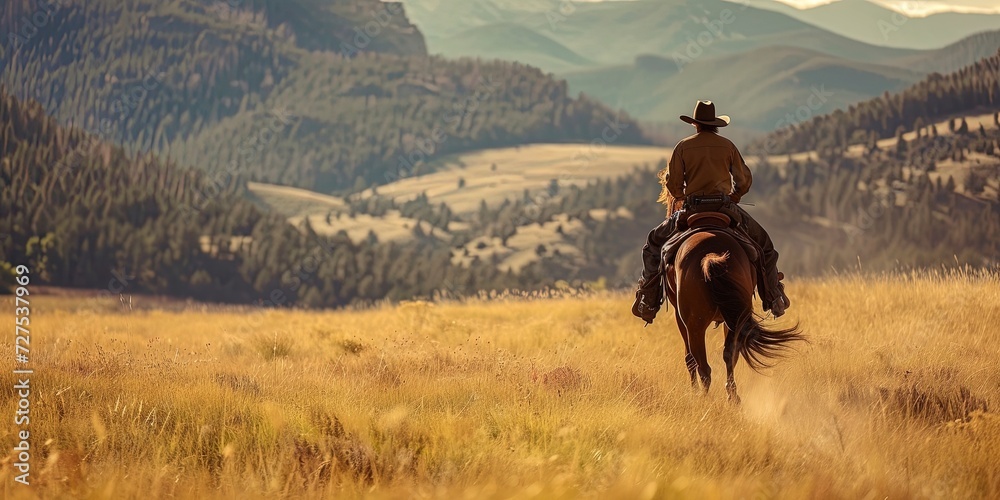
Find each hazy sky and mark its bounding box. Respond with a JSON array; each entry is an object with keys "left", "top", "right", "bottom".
[
  {"left": 580, "top": 0, "right": 1000, "bottom": 16},
  {"left": 754, "top": 0, "right": 1000, "bottom": 15},
  {"left": 784, "top": 0, "right": 1000, "bottom": 14}
]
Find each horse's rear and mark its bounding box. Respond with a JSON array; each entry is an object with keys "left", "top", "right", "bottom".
[{"left": 665, "top": 231, "right": 802, "bottom": 403}]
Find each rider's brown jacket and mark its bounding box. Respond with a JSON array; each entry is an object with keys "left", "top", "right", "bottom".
[{"left": 666, "top": 131, "right": 752, "bottom": 200}]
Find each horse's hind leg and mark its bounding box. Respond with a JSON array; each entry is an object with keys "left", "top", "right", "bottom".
[
  {"left": 684, "top": 316, "right": 712, "bottom": 393},
  {"left": 674, "top": 308, "right": 697, "bottom": 388},
  {"left": 668, "top": 272, "right": 698, "bottom": 388},
  {"left": 723, "top": 325, "right": 741, "bottom": 405}
]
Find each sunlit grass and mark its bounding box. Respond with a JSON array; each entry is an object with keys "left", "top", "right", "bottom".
[{"left": 2, "top": 270, "right": 999, "bottom": 499}]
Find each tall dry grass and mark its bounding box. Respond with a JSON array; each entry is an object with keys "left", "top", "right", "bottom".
[{"left": 2, "top": 271, "right": 999, "bottom": 499}]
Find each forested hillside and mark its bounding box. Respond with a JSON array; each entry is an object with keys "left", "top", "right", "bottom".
[
  {"left": 589, "top": 53, "right": 1000, "bottom": 275},
  {"left": 0, "top": 87, "right": 268, "bottom": 298},
  {"left": 762, "top": 50, "right": 1000, "bottom": 153},
  {"left": 341, "top": 52, "right": 1000, "bottom": 282},
  {"left": 169, "top": 55, "right": 643, "bottom": 192},
  {"left": 428, "top": 115, "right": 1000, "bottom": 280},
  {"left": 0, "top": 89, "right": 554, "bottom": 304},
  {"left": 1, "top": 0, "right": 646, "bottom": 194}
]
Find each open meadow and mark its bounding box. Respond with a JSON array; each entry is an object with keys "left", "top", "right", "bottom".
[{"left": 2, "top": 272, "right": 999, "bottom": 499}]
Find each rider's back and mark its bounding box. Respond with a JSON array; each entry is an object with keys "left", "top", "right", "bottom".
[{"left": 667, "top": 131, "right": 751, "bottom": 199}]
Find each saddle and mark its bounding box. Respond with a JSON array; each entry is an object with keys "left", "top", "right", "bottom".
[{"left": 661, "top": 210, "right": 762, "bottom": 268}]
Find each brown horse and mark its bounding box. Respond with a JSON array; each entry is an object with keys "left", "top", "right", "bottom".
[{"left": 665, "top": 229, "right": 802, "bottom": 403}]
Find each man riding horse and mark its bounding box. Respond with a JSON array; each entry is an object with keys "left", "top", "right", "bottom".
[{"left": 632, "top": 100, "right": 791, "bottom": 323}]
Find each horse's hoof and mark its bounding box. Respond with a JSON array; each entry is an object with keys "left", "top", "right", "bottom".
[{"left": 728, "top": 394, "right": 742, "bottom": 405}]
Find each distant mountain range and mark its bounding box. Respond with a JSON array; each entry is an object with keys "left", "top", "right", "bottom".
[
  {"left": 563, "top": 46, "right": 919, "bottom": 130},
  {"left": 564, "top": 31, "right": 1000, "bottom": 129},
  {"left": 402, "top": 0, "right": 1000, "bottom": 130},
  {"left": 746, "top": 0, "right": 1000, "bottom": 49}
]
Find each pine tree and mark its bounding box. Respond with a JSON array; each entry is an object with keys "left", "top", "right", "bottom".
[{"left": 964, "top": 172, "right": 986, "bottom": 195}]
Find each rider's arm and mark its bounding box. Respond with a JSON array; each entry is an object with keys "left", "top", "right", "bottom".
[
  {"left": 667, "top": 142, "right": 686, "bottom": 199},
  {"left": 730, "top": 146, "right": 752, "bottom": 199}
]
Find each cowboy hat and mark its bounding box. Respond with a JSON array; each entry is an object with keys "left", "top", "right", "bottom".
[{"left": 680, "top": 100, "right": 730, "bottom": 127}]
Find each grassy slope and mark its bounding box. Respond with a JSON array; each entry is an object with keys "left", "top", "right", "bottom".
[
  {"left": 248, "top": 143, "right": 669, "bottom": 265},
  {"left": 354, "top": 144, "right": 672, "bottom": 214},
  {"left": 5, "top": 272, "right": 999, "bottom": 498},
  {"left": 452, "top": 213, "right": 594, "bottom": 272},
  {"left": 746, "top": 111, "right": 1000, "bottom": 257},
  {"left": 247, "top": 181, "right": 347, "bottom": 217},
  {"left": 759, "top": 111, "right": 1000, "bottom": 168},
  {"left": 247, "top": 143, "right": 673, "bottom": 221}
]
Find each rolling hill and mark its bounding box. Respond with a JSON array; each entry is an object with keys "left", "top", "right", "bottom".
[
  {"left": 760, "top": 49, "right": 1000, "bottom": 152},
  {"left": 894, "top": 31, "right": 1000, "bottom": 74},
  {"left": 402, "top": 0, "right": 1000, "bottom": 131},
  {"left": 247, "top": 143, "right": 672, "bottom": 272},
  {"left": 561, "top": 30, "right": 1000, "bottom": 130},
  {"left": 408, "top": 0, "right": 922, "bottom": 70},
  {"left": 0, "top": 0, "right": 649, "bottom": 194},
  {"left": 748, "top": 0, "right": 1000, "bottom": 49},
  {"left": 563, "top": 45, "right": 923, "bottom": 130},
  {"left": 353, "top": 144, "right": 673, "bottom": 214},
  {"left": 427, "top": 23, "right": 594, "bottom": 73},
  {"left": 247, "top": 103, "right": 999, "bottom": 279}
]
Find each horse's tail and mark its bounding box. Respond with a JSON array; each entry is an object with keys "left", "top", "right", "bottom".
[{"left": 701, "top": 252, "right": 803, "bottom": 373}]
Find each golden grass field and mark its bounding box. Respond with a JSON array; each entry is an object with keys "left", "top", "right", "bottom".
[{"left": 3, "top": 272, "right": 999, "bottom": 499}]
